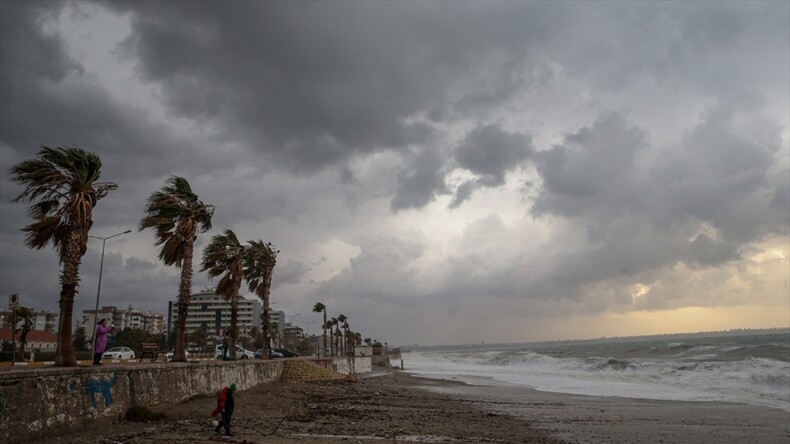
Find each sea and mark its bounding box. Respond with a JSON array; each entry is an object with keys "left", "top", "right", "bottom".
[{"left": 400, "top": 331, "right": 790, "bottom": 412}]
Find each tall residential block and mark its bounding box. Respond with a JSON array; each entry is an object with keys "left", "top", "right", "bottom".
[{"left": 167, "top": 288, "right": 262, "bottom": 339}]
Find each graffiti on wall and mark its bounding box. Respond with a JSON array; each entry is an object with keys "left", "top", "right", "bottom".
[{"left": 69, "top": 373, "right": 118, "bottom": 409}]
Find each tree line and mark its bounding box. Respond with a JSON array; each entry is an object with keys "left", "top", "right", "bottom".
[{"left": 10, "top": 146, "right": 277, "bottom": 366}]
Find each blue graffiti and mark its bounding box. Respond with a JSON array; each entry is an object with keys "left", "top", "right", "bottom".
[{"left": 70, "top": 374, "right": 118, "bottom": 409}]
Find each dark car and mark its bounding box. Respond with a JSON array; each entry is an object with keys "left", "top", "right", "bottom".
[
  {"left": 255, "top": 349, "right": 283, "bottom": 359},
  {"left": 273, "top": 348, "right": 299, "bottom": 358}
]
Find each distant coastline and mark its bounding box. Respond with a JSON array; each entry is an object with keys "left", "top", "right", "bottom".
[{"left": 410, "top": 327, "right": 790, "bottom": 351}]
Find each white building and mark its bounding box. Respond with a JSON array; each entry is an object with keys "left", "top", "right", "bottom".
[
  {"left": 0, "top": 309, "right": 58, "bottom": 333},
  {"left": 167, "top": 288, "right": 263, "bottom": 339},
  {"left": 81, "top": 306, "right": 166, "bottom": 340}
]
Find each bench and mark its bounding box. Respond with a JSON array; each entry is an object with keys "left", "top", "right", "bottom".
[{"left": 139, "top": 342, "right": 165, "bottom": 362}]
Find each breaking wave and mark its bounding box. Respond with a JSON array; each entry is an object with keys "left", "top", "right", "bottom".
[{"left": 403, "top": 333, "right": 790, "bottom": 411}]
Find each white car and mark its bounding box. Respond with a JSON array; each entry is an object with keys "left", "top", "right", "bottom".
[
  {"left": 165, "top": 349, "right": 190, "bottom": 360},
  {"left": 102, "top": 346, "right": 135, "bottom": 360},
  {"left": 214, "top": 344, "right": 254, "bottom": 360}
]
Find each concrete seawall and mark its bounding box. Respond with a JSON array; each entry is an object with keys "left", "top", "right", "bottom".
[{"left": 0, "top": 360, "right": 283, "bottom": 443}]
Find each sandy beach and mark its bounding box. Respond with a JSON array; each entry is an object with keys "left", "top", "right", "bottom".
[
  {"left": 31, "top": 368, "right": 789, "bottom": 444},
  {"left": 423, "top": 375, "right": 790, "bottom": 444}
]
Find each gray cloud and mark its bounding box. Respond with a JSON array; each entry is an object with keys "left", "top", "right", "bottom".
[
  {"left": 1, "top": 1, "right": 787, "bottom": 345},
  {"left": 450, "top": 123, "right": 534, "bottom": 207},
  {"left": 391, "top": 147, "right": 448, "bottom": 211}
]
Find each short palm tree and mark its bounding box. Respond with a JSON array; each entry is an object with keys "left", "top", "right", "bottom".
[
  {"left": 313, "top": 302, "right": 327, "bottom": 357},
  {"left": 201, "top": 229, "right": 245, "bottom": 360},
  {"left": 244, "top": 240, "right": 278, "bottom": 359},
  {"left": 11, "top": 146, "right": 117, "bottom": 366},
  {"left": 14, "top": 306, "right": 34, "bottom": 362},
  {"left": 337, "top": 314, "right": 348, "bottom": 355},
  {"left": 270, "top": 321, "right": 280, "bottom": 348},
  {"left": 139, "top": 176, "right": 214, "bottom": 362},
  {"left": 329, "top": 317, "right": 339, "bottom": 356}
]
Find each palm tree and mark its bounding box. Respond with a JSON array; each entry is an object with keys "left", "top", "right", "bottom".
[
  {"left": 329, "top": 317, "right": 341, "bottom": 356},
  {"left": 201, "top": 229, "right": 245, "bottom": 360},
  {"left": 11, "top": 146, "right": 118, "bottom": 366},
  {"left": 353, "top": 332, "right": 362, "bottom": 348},
  {"left": 14, "top": 306, "right": 34, "bottom": 361},
  {"left": 337, "top": 314, "right": 348, "bottom": 355},
  {"left": 139, "top": 176, "right": 214, "bottom": 362},
  {"left": 312, "top": 302, "right": 327, "bottom": 357},
  {"left": 270, "top": 321, "right": 280, "bottom": 348},
  {"left": 244, "top": 240, "right": 278, "bottom": 359}
]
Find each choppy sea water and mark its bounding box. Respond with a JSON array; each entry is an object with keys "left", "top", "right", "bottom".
[{"left": 400, "top": 332, "right": 790, "bottom": 411}]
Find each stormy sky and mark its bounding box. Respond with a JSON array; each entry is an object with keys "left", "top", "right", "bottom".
[{"left": 1, "top": 1, "right": 787, "bottom": 346}]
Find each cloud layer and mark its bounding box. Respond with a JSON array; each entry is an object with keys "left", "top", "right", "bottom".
[{"left": 1, "top": 1, "right": 787, "bottom": 345}]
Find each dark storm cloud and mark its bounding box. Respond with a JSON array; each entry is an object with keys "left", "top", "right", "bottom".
[
  {"left": 0, "top": 1, "right": 193, "bottom": 180},
  {"left": 0, "top": 1, "right": 787, "bottom": 344},
  {"left": 532, "top": 112, "right": 649, "bottom": 218},
  {"left": 450, "top": 123, "right": 534, "bottom": 207},
  {"left": 103, "top": 1, "right": 565, "bottom": 175},
  {"left": 527, "top": 103, "right": 786, "bottom": 293},
  {"left": 390, "top": 146, "right": 448, "bottom": 211},
  {"left": 687, "top": 234, "right": 741, "bottom": 267}
]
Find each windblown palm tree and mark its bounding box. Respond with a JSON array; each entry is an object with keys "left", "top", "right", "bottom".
[
  {"left": 139, "top": 176, "right": 214, "bottom": 362},
  {"left": 244, "top": 240, "right": 278, "bottom": 359},
  {"left": 270, "top": 321, "right": 280, "bottom": 348},
  {"left": 11, "top": 146, "right": 118, "bottom": 366},
  {"left": 337, "top": 314, "right": 348, "bottom": 355},
  {"left": 14, "top": 306, "right": 34, "bottom": 362},
  {"left": 353, "top": 332, "right": 362, "bottom": 348},
  {"left": 312, "top": 302, "right": 327, "bottom": 357},
  {"left": 201, "top": 229, "right": 245, "bottom": 360},
  {"left": 329, "top": 317, "right": 339, "bottom": 356}
]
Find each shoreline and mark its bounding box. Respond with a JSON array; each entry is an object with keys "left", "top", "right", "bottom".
[
  {"left": 29, "top": 368, "right": 790, "bottom": 443},
  {"left": 415, "top": 372, "right": 790, "bottom": 444}
]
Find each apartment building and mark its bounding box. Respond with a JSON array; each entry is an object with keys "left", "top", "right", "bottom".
[
  {"left": 81, "top": 306, "right": 166, "bottom": 340},
  {"left": 167, "top": 288, "right": 262, "bottom": 338},
  {"left": 0, "top": 310, "right": 58, "bottom": 333}
]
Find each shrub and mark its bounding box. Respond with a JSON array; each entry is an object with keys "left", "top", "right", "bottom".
[{"left": 125, "top": 405, "right": 166, "bottom": 422}]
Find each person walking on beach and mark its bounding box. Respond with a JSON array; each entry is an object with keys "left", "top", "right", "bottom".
[
  {"left": 212, "top": 383, "right": 236, "bottom": 436},
  {"left": 93, "top": 319, "right": 115, "bottom": 365}
]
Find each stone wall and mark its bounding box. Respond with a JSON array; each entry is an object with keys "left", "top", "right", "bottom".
[
  {"left": 332, "top": 355, "right": 372, "bottom": 374},
  {"left": 279, "top": 359, "right": 346, "bottom": 381},
  {"left": 0, "top": 360, "right": 283, "bottom": 444}
]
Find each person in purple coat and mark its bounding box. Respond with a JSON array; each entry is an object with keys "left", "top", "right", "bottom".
[{"left": 93, "top": 319, "right": 115, "bottom": 365}]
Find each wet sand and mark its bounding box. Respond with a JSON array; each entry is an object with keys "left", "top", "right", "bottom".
[
  {"left": 423, "top": 374, "right": 790, "bottom": 444},
  {"left": 32, "top": 369, "right": 790, "bottom": 444},
  {"left": 35, "top": 370, "right": 561, "bottom": 444}
]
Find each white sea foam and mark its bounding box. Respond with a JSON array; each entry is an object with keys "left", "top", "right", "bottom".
[{"left": 403, "top": 334, "right": 790, "bottom": 411}]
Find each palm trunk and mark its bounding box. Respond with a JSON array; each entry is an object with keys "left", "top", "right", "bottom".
[
  {"left": 55, "top": 230, "right": 83, "bottom": 366},
  {"left": 229, "top": 275, "right": 241, "bottom": 360},
  {"left": 332, "top": 327, "right": 337, "bottom": 356},
  {"left": 322, "top": 311, "right": 327, "bottom": 358},
  {"left": 17, "top": 323, "right": 30, "bottom": 361},
  {"left": 260, "top": 267, "right": 273, "bottom": 360},
  {"left": 176, "top": 240, "right": 195, "bottom": 362},
  {"left": 261, "top": 301, "right": 269, "bottom": 359}
]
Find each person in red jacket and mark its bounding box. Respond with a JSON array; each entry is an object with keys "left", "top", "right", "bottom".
[{"left": 211, "top": 383, "right": 236, "bottom": 436}]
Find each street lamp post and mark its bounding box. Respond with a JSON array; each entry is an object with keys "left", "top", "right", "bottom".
[
  {"left": 301, "top": 320, "right": 315, "bottom": 356},
  {"left": 89, "top": 230, "right": 131, "bottom": 359},
  {"left": 286, "top": 313, "right": 300, "bottom": 325}
]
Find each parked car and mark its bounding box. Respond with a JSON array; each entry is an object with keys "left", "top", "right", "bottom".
[
  {"left": 214, "top": 344, "right": 254, "bottom": 360},
  {"left": 273, "top": 348, "right": 299, "bottom": 358},
  {"left": 165, "top": 349, "right": 190, "bottom": 360},
  {"left": 254, "top": 349, "right": 283, "bottom": 359},
  {"left": 102, "top": 346, "right": 135, "bottom": 360}
]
